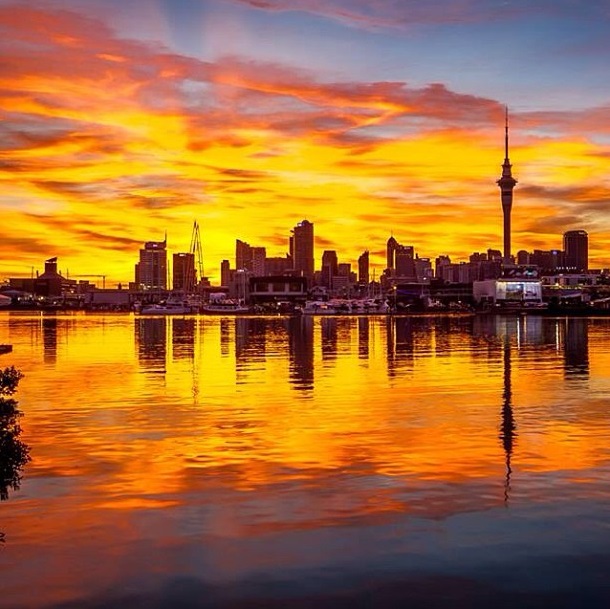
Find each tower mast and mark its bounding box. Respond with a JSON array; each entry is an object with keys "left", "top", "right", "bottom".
[{"left": 497, "top": 107, "right": 517, "bottom": 265}]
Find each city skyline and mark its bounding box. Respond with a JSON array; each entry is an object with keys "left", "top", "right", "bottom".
[{"left": 1, "top": 1, "right": 609, "bottom": 284}]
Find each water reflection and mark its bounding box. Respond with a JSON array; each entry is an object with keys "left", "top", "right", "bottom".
[
  {"left": 2, "top": 313, "right": 610, "bottom": 607},
  {"left": 320, "top": 317, "right": 338, "bottom": 360},
  {"left": 42, "top": 317, "right": 57, "bottom": 365},
  {"left": 135, "top": 317, "right": 167, "bottom": 372},
  {"left": 386, "top": 317, "right": 414, "bottom": 377},
  {"left": 563, "top": 317, "right": 589, "bottom": 378},
  {"left": 500, "top": 331, "right": 516, "bottom": 504},
  {"left": 172, "top": 318, "right": 195, "bottom": 361},
  {"left": 235, "top": 317, "right": 267, "bottom": 362},
  {"left": 288, "top": 315, "right": 314, "bottom": 392},
  {"left": 219, "top": 318, "right": 231, "bottom": 357},
  {"left": 358, "top": 317, "right": 369, "bottom": 359},
  {"left": 124, "top": 315, "right": 594, "bottom": 387}
]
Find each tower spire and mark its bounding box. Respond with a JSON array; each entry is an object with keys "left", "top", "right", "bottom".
[
  {"left": 504, "top": 106, "right": 509, "bottom": 162},
  {"left": 497, "top": 107, "right": 517, "bottom": 265}
]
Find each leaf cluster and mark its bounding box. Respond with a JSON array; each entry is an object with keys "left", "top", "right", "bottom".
[{"left": 0, "top": 367, "right": 24, "bottom": 397}]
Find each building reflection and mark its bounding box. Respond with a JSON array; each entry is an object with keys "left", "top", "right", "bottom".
[
  {"left": 135, "top": 317, "right": 167, "bottom": 371},
  {"left": 358, "top": 317, "right": 369, "bottom": 359},
  {"left": 171, "top": 318, "right": 195, "bottom": 361},
  {"left": 320, "top": 317, "right": 338, "bottom": 361},
  {"left": 563, "top": 318, "right": 589, "bottom": 378},
  {"left": 235, "top": 317, "right": 267, "bottom": 363},
  {"left": 220, "top": 318, "right": 231, "bottom": 357},
  {"left": 386, "top": 317, "right": 415, "bottom": 378},
  {"left": 288, "top": 316, "right": 314, "bottom": 392},
  {"left": 42, "top": 316, "right": 57, "bottom": 364}
]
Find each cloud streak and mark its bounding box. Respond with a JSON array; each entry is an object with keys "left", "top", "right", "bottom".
[{"left": 230, "top": 0, "right": 609, "bottom": 30}]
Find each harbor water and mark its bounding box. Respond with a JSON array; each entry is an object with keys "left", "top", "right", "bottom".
[{"left": 1, "top": 312, "right": 610, "bottom": 607}]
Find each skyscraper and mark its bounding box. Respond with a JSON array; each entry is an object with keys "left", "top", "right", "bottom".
[
  {"left": 358, "top": 251, "right": 369, "bottom": 284},
  {"left": 497, "top": 108, "right": 517, "bottom": 264},
  {"left": 563, "top": 230, "right": 588, "bottom": 272},
  {"left": 251, "top": 246, "right": 266, "bottom": 276},
  {"left": 321, "top": 250, "right": 338, "bottom": 288},
  {"left": 236, "top": 239, "right": 252, "bottom": 271},
  {"left": 173, "top": 252, "right": 195, "bottom": 292},
  {"left": 386, "top": 236, "right": 398, "bottom": 271},
  {"left": 135, "top": 239, "right": 167, "bottom": 290},
  {"left": 220, "top": 259, "right": 231, "bottom": 287},
  {"left": 290, "top": 220, "right": 314, "bottom": 283}
]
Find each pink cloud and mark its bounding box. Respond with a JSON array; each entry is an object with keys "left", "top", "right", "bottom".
[{"left": 228, "top": 0, "right": 584, "bottom": 30}]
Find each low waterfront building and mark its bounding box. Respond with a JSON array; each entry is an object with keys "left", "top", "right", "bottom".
[
  {"left": 248, "top": 276, "right": 308, "bottom": 305},
  {"left": 473, "top": 278, "right": 543, "bottom": 306}
]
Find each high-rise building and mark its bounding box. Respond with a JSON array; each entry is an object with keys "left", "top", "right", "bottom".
[
  {"left": 220, "top": 259, "right": 231, "bottom": 287},
  {"left": 236, "top": 239, "right": 252, "bottom": 271},
  {"left": 497, "top": 108, "right": 517, "bottom": 264},
  {"left": 530, "top": 249, "right": 563, "bottom": 274},
  {"left": 395, "top": 248, "right": 416, "bottom": 279},
  {"left": 173, "top": 252, "right": 195, "bottom": 292},
  {"left": 563, "top": 230, "right": 588, "bottom": 272},
  {"left": 386, "top": 236, "right": 398, "bottom": 270},
  {"left": 414, "top": 256, "right": 433, "bottom": 282},
  {"left": 321, "top": 250, "right": 338, "bottom": 288},
  {"left": 252, "top": 247, "right": 266, "bottom": 276},
  {"left": 265, "top": 256, "right": 292, "bottom": 276},
  {"left": 135, "top": 239, "right": 167, "bottom": 290},
  {"left": 358, "top": 251, "right": 369, "bottom": 284},
  {"left": 516, "top": 250, "right": 530, "bottom": 265},
  {"left": 386, "top": 237, "right": 414, "bottom": 277},
  {"left": 337, "top": 263, "right": 351, "bottom": 277},
  {"left": 290, "top": 220, "right": 314, "bottom": 282},
  {"left": 435, "top": 255, "right": 451, "bottom": 279}
]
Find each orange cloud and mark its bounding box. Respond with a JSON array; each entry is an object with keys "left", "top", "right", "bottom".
[{"left": 1, "top": 3, "right": 609, "bottom": 283}]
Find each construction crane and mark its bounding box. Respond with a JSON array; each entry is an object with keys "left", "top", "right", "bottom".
[
  {"left": 69, "top": 274, "right": 107, "bottom": 289},
  {"left": 190, "top": 221, "right": 204, "bottom": 281}
]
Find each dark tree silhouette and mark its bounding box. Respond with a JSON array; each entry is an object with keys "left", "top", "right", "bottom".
[{"left": 0, "top": 366, "right": 30, "bottom": 505}]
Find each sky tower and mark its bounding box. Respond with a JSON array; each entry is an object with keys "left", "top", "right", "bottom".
[{"left": 497, "top": 108, "right": 517, "bottom": 264}]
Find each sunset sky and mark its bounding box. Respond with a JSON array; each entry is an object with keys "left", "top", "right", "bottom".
[{"left": 1, "top": 0, "right": 609, "bottom": 284}]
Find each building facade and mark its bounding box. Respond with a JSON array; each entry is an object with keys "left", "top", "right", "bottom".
[
  {"left": 290, "top": 220, "right": 314, "bottom": 283},
  {"left": 173, "top": 252, "right": 195, "bottom": 291},
  {"left": 135, "top": 239, "right": 167, "bottom": 290},
  {"left": 563, "top": 230, "right": 588, "bottom": 272},
  {"left": 358, "top": 250, "right": 369, "bottom": 284}
]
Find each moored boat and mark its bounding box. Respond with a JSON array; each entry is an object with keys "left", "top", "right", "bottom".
[
  {"left": 301, "top": 300, "right": 342, "bottom": 315},
  {"left": 201, "top": 299, "right": 251, "bottom": 314},
  {"left": 301, "top": 298, "right": 390, "bottom": 315},
  {"left": 138, "top": 303, "right": 195, "bottom": 315}
]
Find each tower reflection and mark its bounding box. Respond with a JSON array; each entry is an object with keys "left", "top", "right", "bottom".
[{"left": 500, "top": 329, "right": 516, "bottom": 505}]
